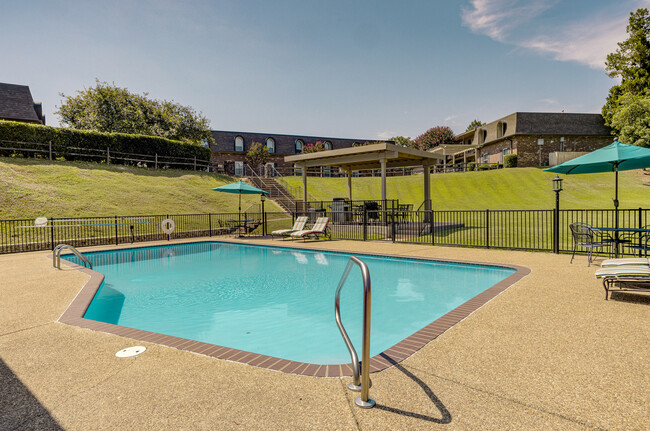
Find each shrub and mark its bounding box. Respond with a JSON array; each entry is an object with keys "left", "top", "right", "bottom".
[
  {"left": 467, "top": 162, "right": 476, "bottom": 171},
  {"left": 0, "top": 120, "right": 210, "bottom": 169},
  {"left": 479, "top": 164, "right": 491, "bottom": 171},
  {"left": 413, "top": 126, "right": 455, "bottom": 150},
  {"left": 504, "top": 154, "right": 518, "bottom": 168},
  {"left": 302, "top": 141, "right": 326, "bottom": 153}
]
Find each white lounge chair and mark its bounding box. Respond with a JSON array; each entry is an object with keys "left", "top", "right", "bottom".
[
  {"left": 290, "top": 217, "right": 330, "bottom": 240},
  {"left": 272, "top": 216, "right": 308, "bottom": 239},
  {"left": 595, "top": 265, "right": 650, "bottom": 300}
]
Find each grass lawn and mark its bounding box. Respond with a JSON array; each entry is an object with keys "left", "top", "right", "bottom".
[
  {"left": 284, "top": 167, "right": 650, "bottom": 210},
  {"left": 0, "top": 157, "right": 281, "bottom": 219}
]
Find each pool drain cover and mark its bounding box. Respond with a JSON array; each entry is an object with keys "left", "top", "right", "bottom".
[{"left": 115, "top": 346, "right": 146, "bottom": 358}]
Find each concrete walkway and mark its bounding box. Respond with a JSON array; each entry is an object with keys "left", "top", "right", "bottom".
[{"left": 1, "top": 239, "right": 648, "bottom": 430}]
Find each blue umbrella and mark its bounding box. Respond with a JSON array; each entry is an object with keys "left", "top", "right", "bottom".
[{"left": 211, "top": 181, "right": 268, "bottom": 235}]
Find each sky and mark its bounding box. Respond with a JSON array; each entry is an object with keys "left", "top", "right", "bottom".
[{"left": 2, "top": 0, "right": 648, "bottom": 140}]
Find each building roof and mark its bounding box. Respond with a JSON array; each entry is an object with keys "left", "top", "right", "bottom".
[
  {"left": 285, "top": 142, "right": 444, "bottom": 170},
  {"left": 0, "top": 82, "right": 41, "bottom": 123},
  {"left": 514, "top": 112, "right": 610, "bottom": 136}
]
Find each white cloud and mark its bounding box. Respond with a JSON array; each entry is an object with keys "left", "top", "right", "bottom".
[
  {"left": 376, "top": 130, "right": 395, "bottom": 140},
  {"left": 461, "top": 0, "right": 643, "bottom": 69}
]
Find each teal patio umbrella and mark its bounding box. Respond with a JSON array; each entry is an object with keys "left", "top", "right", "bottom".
[
  {"left": 211, "top": 181, "right": 269, "bottom": 235},
  {"left": 545, "top": 139, "right": 650, "bottom": 233}
]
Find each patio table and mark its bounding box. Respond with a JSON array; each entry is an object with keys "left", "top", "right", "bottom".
[{"left": 594, "top": 227, "right": 650, "bottom": 257}]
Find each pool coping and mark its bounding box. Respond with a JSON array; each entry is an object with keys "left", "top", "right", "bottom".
[{"left": 57, "top": 240, "right": 531, "bottom": 378}]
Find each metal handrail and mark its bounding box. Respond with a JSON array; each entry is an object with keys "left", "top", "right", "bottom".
[
  {"left": 53, "top": 244, "right": 92, "bottom": 269},
  {"left": 334, "top": 256, "right": 375, "bottom": 409},
  {"left": 245, "top": 165, "right": 297, "bottom": 207},
  {"left": 270, "top": 165, "right": 319, "bottom": 202}
]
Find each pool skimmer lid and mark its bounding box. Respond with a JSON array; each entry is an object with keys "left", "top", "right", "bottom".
[{"left": 116, "top": 346, "right": 146, "bottom": 358}]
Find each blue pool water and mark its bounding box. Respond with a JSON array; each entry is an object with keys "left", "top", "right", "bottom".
[{"left": 66, "top": 242, "right": 515, "bottom": 364}]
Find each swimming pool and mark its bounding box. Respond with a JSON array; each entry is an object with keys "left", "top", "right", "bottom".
[{"left": 61, "top": 241, "right": 522, "bottom": 368}]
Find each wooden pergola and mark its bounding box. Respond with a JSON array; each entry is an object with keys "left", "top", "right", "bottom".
[{"left": 285, "top": 142, "right": 444, "bottom": 212}]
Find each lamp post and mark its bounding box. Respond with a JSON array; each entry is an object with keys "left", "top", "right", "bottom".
[
  {"left": 552, "top": 175, "right": 563, "bottom": 254},
  {"left": 260, "top": 194, "right": 266, "bottom": 236}
]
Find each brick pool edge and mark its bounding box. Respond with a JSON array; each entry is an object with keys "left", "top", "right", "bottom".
[{"left": 57, "top": 241, "right": 531, "bottom": 377}]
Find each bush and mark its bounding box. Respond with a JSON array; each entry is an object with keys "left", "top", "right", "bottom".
[
  {"left": 479, "top": 164, "right": 491, "bottom": 171},
  {"left": 467, "top": 162, "right": 476, "bottom": 171},
  {"left": 0, "top": 120, "right": 210, "bottom": 169},
  {"left": 504, "top": 154, "right": 517, "bottom": 168}
]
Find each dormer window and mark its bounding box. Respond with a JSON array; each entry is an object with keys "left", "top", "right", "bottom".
[
  {"left": 295, "top": 139, "right": 303, "bottom": 153},
  {"left": 266, "top": 138, "right": 275, "bottom": 153},
  {"left": 323, "top": 141, "right": 332, "bottom": 150},
  {"left": 234, "top": 136, "right": 244, "bottom": 152}
]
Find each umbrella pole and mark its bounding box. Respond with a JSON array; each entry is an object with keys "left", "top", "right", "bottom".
[
  {"left": 238, "top": 192, "right": 242, "bottom": 238},
  {"left": 614, "top": 165, "right": 620, "bottom": 256}
]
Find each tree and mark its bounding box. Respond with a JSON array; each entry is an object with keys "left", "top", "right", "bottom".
[
  {"left": 302, "top": 141, "right": 326, "bottom": 153},
  {"left": 609, "top": 93, "right": 650, "bottom": 147},
  {"left": 413, "top": 126, "right": 455, "bottom": 150},
  {"left": 602, "top": 8, "right": 650, "bottom": 131},
  {"left": 245, "top": 142, "right": 270, "bottom": 171},
  {"left": 56, "top": 80, "right": 214, "bottom": 145},
  {"left": 465, "top": 119, "right": 485, "bottom": 132},
  {"left": 390, "top": 136, "right": 414, "bottom": 147}
]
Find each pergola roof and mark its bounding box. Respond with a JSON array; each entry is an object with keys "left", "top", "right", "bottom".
[
  {"left": 285, "top": 142, "right": 444, "bottom": 170},
  {"left": 428, "top": 144, "right": 480, "bottom": 156}
]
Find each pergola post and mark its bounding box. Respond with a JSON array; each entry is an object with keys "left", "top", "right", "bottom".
[
  {"left": 302, "top": 164, "right": 307, "bottom": 213},
  {"left": 380, "top": 158, "right": 387, "bottom": 223},
  {"left": 347, "top": 167, "right": 353, "bottom": 203}
]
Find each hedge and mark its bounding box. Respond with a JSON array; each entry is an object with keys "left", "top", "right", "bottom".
[
  {"left": 0, "top": 120, "right": 211, "bottom": 169},
  {"left": 504, "top": 153, "right": 517, "bottom": 168}
]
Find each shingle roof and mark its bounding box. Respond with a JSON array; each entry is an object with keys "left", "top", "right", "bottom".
[
  {"left": 515, "top": 112, "right": 610, "bottom": 136},
  {"left": 0, "top": 82, "right": 41, "bottom": 123}
]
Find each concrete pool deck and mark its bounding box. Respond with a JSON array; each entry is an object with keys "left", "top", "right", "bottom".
[{"left": 1, "top": 238, "right": 648, "bottom": 430}]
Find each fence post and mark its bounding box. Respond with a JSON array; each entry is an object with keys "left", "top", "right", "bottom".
[
  {"left": 50, "top": 217, "right": 55, "bottom": 250},
  {"left": 363, "top": 206, "right": 368, "bottom": 241},
  {"left": 114, "top": 216, "right": 118, "bottom": 245},
  {"left": 194, "top": 156, "right": 196, "bottom": 171},
  {"left": 553, "top": 206, "right": 560, "bottom": 254},
  {"left": 49, "top": 141, "right": 52, "bottom": 160},
  {"left": 107, "top": 147, "right": 110, "bottom": 165},
  {"left": 485, "top": 209, "right": 490, "bottom": 249},
  {"left": 155, "top": 153, "right": 158, "bottom": 169},
  {"left": 430, "top": 210, "right": 435, "bottom": 246},
  {"left": 639, "top": 207, "right": 643, "bottom": 257},
  {"left": 209, "top": 213, "right": 212, "bottom": 237},
  {"left": 391, "top": 206, "right": 396, "bottom": 243}
]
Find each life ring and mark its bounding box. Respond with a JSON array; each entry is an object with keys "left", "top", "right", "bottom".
[{"left": 161, "top": 218, "right": 176, "bottom": 234}]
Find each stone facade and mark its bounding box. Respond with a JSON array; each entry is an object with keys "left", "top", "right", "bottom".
[{"left": 454, "top": 113, "right": 613, "bottom": 168}]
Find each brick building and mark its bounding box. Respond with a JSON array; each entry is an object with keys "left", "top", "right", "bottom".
[
  {"left": 0, "top": 82, "right": 45, "bottom": 124},
  {"left": 453, "top": 112, "right": 613, "bottom": 167},
  {"left": 210, "top": 130, "right": 371, "bottom": 175}
]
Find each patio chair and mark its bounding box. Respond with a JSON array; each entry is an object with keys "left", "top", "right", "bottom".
[
  {"left": 595, "top": 265, "right": 650, "bottom": 300},
  {"left": 290, "top": 217, "right": 330, "bottom": 240},
  {"left": 628, "top": 226, "right": 650, "bottom": 257},
  {"left": 243, "top": 219, "right": 261, "bottom": 234},
  {"left": 215, "top": 219, "right": 237, "bottom": 235},
  {"left": 569, "top": 222, "right": 613, "bottom": 266},
  {"left": 271, "top": 216, "right": 308, "bottom": 239}
]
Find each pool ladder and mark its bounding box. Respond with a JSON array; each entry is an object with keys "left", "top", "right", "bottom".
[
  {"left": 335, "top": 256, "right": 375, "bottom": 409},
  {"left": 53, "top": 244, "right": 92, "bottom": 269}
]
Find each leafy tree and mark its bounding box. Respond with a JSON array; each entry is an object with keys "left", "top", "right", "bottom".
[
  {"left": 465, "top": 119, "right": 485, "bottom": 132},
  {"left": 390, "top": 136, "right": 414, "bottom": 147},
  {"left": 602, "top": 8, "right": 650, "bottom": 132},
  {"left": 413, "top": 126, "right": 455, "bottom": 150},
  {"left": 245, "top": 142, "right": 270, "bottom": 170},
  {"left": 56, "top": 80, "right": 214, "bottom": 145},
  {"left": 302, "top": 141, "right": 326, "bottom": 153},
  {"left": 609, "top": 93, "right": 650, "bottom": 147}
]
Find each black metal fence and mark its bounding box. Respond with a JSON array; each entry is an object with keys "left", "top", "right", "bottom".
[{"left": 1, "top": 208, "right": 648, "bottom": 257}]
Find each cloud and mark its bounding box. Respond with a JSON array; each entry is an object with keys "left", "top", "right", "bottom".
[
  {"left": 376, "top": 130, "right": 395, "bottom": 140},
  {"left": 461, "top": 0, "right": 642, "bottom": 69}
]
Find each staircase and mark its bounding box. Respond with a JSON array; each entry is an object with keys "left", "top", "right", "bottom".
[{"left": 247, "top": 176, "right": 298, "bottom": 213}]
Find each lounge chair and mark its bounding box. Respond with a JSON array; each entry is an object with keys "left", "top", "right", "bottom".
[
  {"left": 595, "top": 265, "right": 650, "bottom": 300},
  {"left": 601, "top": 258, "right": 650, "bottom": 267},
  {"left": 290, "top": 217, "right": 330, "bottom": 240},
  {"left": 271, "top": 216, "right": 308, "bottom": 239}
]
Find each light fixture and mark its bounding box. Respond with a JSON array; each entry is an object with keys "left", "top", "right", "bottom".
[{"left": 552, "top": 175, "right": 563, "bottom": 192}]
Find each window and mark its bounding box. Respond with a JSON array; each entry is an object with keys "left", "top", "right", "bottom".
[
  {"left": 234, "top": 161, "right": 244, "bottom": 176},
  {"left": 295, "top": 139, "right": 303, "bottom": 153},
  {"left": 323, "top": 141, "right": 332, "bottom": 150},
  {"left": 537, "top": 138, "right": 545, "bottom": 146},
  {"left": 266, "top": 138, "right": 275, "bottom": 153},
  {"left": 497, "top": 121, "right": 507, "bottom": 138},
  {"left": 234, "top": 136, "right": 244, "bottom": 152}
]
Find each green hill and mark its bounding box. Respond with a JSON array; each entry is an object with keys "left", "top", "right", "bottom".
[
  {"left": 0, "top": 157, "right": 276, "bottom": 219},
  {"left": 1, "top": 157, "right": 648, "bottom": 220},
  {"left": 285, "top": 167, "right": 650, "bottom": 210}
]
